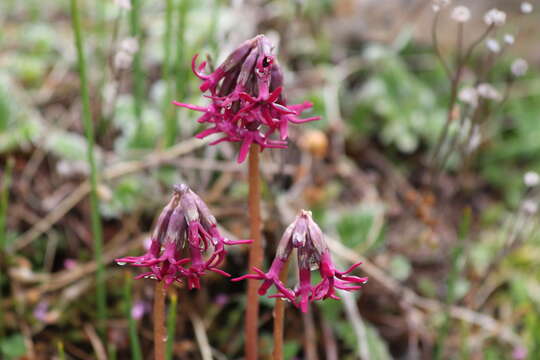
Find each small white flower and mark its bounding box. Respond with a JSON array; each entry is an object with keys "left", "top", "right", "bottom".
[
  {"left": 504, "top": 34, "right": 515, "bottom": 45},
  {"left": 484, "top": 8, "right": 506, "bottom": 26},
  {"left": 524, "top": 171, "right": 540, "bottom": 187},
  {"left": 477, "top": 83, "right": 502, "bottom": 101},
  {"left": 458, "top": 87, "right": 478, "bottom": 107},
  {"left": 432, "top": 0, "right": 451, "bottom": 12},
  {"left": 467, "top": 125, "right": 482, "bottom": 153},
  {"left": 521, "top": 2, "right": 533, "bottom": 14},
  {"left": 119, "top": 37, "right": 139, "bottom": 54},
  {"left": 114, "top": 51, "right": 133, "bottom": 70},
  {"left": 114, "top": 0, "right": 132, "bottom": 10},
  {"left": 522, "top": 199, "right": 538, "bottom": 215},
  {"left": 486, "top": 38, "right": 501, "bottom": 53},
  {"left": 451, "top": 6, "right": 471, "bottom": 22},
  {"left": 511, "top": 58, "right": 528, "bottom": 77}
]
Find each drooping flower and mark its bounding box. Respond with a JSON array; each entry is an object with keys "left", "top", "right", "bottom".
[
  {"left": 116, "top": 184, "right": 251, "bottom": 289},
  {"left": 233, "top": 210, "right": 367, "bottom": 312},
  {"left": 174, "top": 35, "right": 320, "bottom": 163}
]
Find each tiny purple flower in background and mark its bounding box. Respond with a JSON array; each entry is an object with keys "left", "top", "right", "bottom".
[
  {"left": 174, "top": 35, "right": 320, "bottom": 163},
  {"left": 233, "top": 210, "right": 367, "bottom": 312},
  {"left": 131, "top": 300, "right": 149, "bottom": 320},
  {"left": 63, "top": 258, "right": 77, "bottom": 270},
  {"left": 512, "top": 346, "right": 527, "bottom": 360},
  {"left": 33, "top": 300, "right": 49, "bottom": 322},
  {"left": 116, "top": 184, "right": 251, "bottom": 289}
]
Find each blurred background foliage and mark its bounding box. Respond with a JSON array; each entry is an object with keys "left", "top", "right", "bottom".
[{"left": 1, "top": 0, "right": 540, "bottom": 359}]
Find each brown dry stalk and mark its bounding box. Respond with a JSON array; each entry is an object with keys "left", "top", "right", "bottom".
[
  {"left": 153, "top": 282, "right": 166, "bottom": 360},
  {"left": 272, "top": 259, "right": 289, "bottom": 360},
  {"left": 245, "top": 145, "right": 263, "bottom": 360}
]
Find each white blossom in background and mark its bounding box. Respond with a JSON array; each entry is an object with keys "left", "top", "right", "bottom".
[
  {"left": 458, "top": 87, "right": 478, "bottom": 107},
  {"left": 451, "top": 6, "right": 471, "bottom": 22},
  {"left": 511, "top": 58, "right": 529, "bottom": 77},
  {"left": 114, "top": 0, "right": 132, "bottom": 10},
  {"left": 432, "top": 0, "right": 451, "bottom": 12},
  {"left": 467, "top": 125, "right": 482, "bottom": 153},
  {"left": 522, "top": 199, "right": 538, "bottom": 215},
  {"left": 477, "top": 83, "right": 502, "bottom": 101},
  {"left": 486, "top": 38, "right": 501, "bottom": 53},
  {"left": 119, "top": 37, "right": 139, "bottom": 54},
  {"left": 484, "top": 9, "right": 506, "bottom": 26},
  {"left": 521, "top": 2, "right": 533, "bottom": 14},
  {"left": 524, "top": 171, "right": 540, "bottom": 187},
  {"left": 114, "top": 37, "right": 139, "bottom": 70},
  {"left": 504, "top": 34, "right": 515, "bottom": 45}
]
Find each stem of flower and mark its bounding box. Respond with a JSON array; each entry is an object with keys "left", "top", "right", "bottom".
[
  {"left": 272, "top": 259, "right": 289, "bottom": 360},
  {"left": 246, "top": 145, "right": 263, "bottom": 360},
  {"left": 153, "top": 282, "right": 166, "bottom": 360}
]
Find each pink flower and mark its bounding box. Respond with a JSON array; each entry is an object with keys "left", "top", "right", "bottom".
[
  {"left": 174, "top": 35, "right": 319, "bottom": 163},
  {"left": 233, "top": 210, "right": 367, "bottom": 312},
  {"left": 116, "top": 184, "right": 251, "bottom": 289}
]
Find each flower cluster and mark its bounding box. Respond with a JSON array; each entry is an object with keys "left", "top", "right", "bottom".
[
  {"left": 116, "top": 184, "right": 251, "bottom": 289},
  {"left": 233, "top": 210, "right": 367, "bottom": 312},
  {"left": 174, "top": 35, "right": 320, "bottom": 163}
]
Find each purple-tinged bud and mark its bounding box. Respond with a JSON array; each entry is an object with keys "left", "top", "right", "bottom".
[
  {"left": 174, "top": 35, "right": 320, "bottom": 163},
  {"left": 116, "top": 184, "right": 251, "bottom": 289},
  {"left": 233, "top": 210, "right": 367, "bottom": 312}
]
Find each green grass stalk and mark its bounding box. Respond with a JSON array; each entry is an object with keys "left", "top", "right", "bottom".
[
  {"left": 0, "top": 158, "right": 14, "bottom": 340},
  {"left": 57, "top": 341, "right": 66, "bottom": 360},
  {"left": 174, "top": 0, "right": 190, "bottom": 101},
  {"left": 208, "top": 0, "right": 220, "bottom": 57},
  {"left": 70, "top": 0, "right": 107, "bottom": 334},
  {"left": 165, "top": 292, "right": 178, "bottom": 360},
  {"left": 124, "top": 273, "right": 143, "bottom": 360},
  {"left": 130, "top": 0, "right": 145, "bottom": 143},
  {"left": 434, "top": 208, "right": 470, "bottom": 359},
  {"left": 163, "top": 0, "right": 177, "bottom": 147}
]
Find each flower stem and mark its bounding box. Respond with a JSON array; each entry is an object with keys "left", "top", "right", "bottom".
[
  {"left": 246, "top": 145, "right": 263, "bottom": 360},
  {"left": 272, "top": 259, "right": 289, "bottom": 360},
  {"left": 153, "top": 282, "right": 166, "bottom": 360},
  {"left": 70, "top": 0, "right": 107, "bottom": 334}
]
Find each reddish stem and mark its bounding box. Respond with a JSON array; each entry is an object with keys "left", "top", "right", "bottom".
[
  {"left": 246, "top": 145, "right": 263, "bottom": 360},
  {"left": 153, "top": 282, "right": 166, "bottom": 360},
  {"left": 272, "top": 259, "right": 289, "bottom": 360}
]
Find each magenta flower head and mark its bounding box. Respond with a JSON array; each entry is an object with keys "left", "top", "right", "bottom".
[
  {"left": 173, "top": 34, "right": 320, "bottom": 163},
  {"left": 116, "top": 184, "right": 251, "bottom": 289},
  {"left": 233, "top": 210, "right": 367, "bottom": 312}
]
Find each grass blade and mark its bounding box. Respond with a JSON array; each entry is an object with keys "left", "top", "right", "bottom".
[
  {"left": 124, "top": 273, "right": 143, "bottom": 360},
  {"left": 163, "top": 0, "right": 177, "bottom": 147},
  {"left": 69, "top": 0, "right": 107, "bottom": 334},
  {"left": 0, "top": 157, "right": 14, "bottom": 340},
  {"left": 166, "top": 292, "right": 178, "bottom": 360},
  {"left": 130, "top": 0, "right": 145, "bottom": 144}
]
